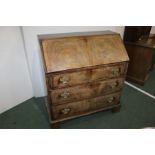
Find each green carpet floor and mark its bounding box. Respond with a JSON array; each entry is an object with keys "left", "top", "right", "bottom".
[
  {"left": 0, "top": 70, "right": 155, "bottom": 129},
  {"left": 130, "top": 69, "right": 155, "bottom": 95}
]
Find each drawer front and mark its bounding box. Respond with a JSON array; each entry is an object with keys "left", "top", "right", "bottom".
[
  {"left": 51, "top": 63, "right": 126, "bottom": 89},
  {"left": 51, "top": 78, "right": 123, "bottom": 104},
  {"left": 52, "top": 92, "right": 120, "bottom": 120}
]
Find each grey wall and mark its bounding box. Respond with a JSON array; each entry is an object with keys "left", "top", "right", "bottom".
[{"left": 0, "top": 27, "right": 33, "bottom": 113}]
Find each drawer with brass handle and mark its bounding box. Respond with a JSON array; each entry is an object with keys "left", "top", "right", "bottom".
[
  {"left": 59, "top": 76, "right": 70, "bottom": 85},
  {"left": 110, "top": 81, "right": 119, "bottom": 89},
  {"left": 61, "top": 108, "right": 71, "bottom": 115},
  {"left": 112, "top": 68, "right": 120, "bottom": 76},
  {"left": 52, "top": 92, "right": 120, "bottom": 120},
  {"left": 59, "top": 92, "right": 70, "bottom": 99},
  {"left": 51, "top": 78, "right": 123, "bottom": 105},
  {"left": 50, "top": 63, "right": 126, "bottom": 89},
  {"left": 40, "top": 32, "right": 129, "bottom": 127},
  {"left": 107, "top": 96, "right": 115, "bottom": 103}
]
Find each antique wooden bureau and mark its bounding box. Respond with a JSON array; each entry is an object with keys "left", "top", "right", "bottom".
[{"left": 39, "top": 31, "right": 129, "bottom": 128}]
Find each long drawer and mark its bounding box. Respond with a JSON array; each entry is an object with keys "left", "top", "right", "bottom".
[
  {"left": 50, "top": 63, "right": 126, "bottom": 89},
  {"left": 52, "top": 92, "right": 121, "bottom": 120},
  {"left": 50, "top": 78, "right": 123, "bottom": 105}
]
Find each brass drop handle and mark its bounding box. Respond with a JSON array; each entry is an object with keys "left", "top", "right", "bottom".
[
  {"left": 59, "top": 76, "right": 70, "bottom": 85},
  {"left": 61, "top": 108, "right": 71, "bottom": 114},
  {"left": 107, "top": 97, "right": 114, "bottom": 103},
  {"left": 110, "top": 81, "right": 118, "bottom": 89},
  {"left": 60, "top": 92, "right": 70, "bottom": 99},
  {"left": 112, "top": 68, "right": 120, "bottom": 76}
]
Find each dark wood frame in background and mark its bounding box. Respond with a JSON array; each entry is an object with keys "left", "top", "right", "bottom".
[{"left": 124, "top": 26, "right": 155, "bottom": 85}]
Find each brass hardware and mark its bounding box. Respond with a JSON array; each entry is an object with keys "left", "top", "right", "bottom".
[
  {"left": 60, "top": 92, "right": 70, "bottom": 99},
  {"left": 61, "top": 108, "right": 71, "bottom": 114},
  {"left": 110, "top": 81, "right": 118, "bottom": 89},
  {"left": 112, "top": 68, "right": 120, "bottom": 76},
  {"left": 59, "top": 76, "right": 70, "bottom": 85},
  {"left": 107, "top": 97, "right": 114, "bottom": 103}
]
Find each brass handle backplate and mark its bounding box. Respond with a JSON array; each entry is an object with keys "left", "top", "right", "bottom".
[
  {"left": 60, "top": 92, "right": 70, "bottom": 99},
  {"left": 59, "top": 76, "right": 70, "bottom": 85},
  {"left": 112, "top": 68, "right": 120, "bottom": 76},
  {"left": 61, "top": 108, "right": 71, "bottom": 114},
  {"left": 110, "top": 81, "right": 118, "bottom": 89},
  {"left": 107, "top": 97, "right": 114, "bottom": 103}
]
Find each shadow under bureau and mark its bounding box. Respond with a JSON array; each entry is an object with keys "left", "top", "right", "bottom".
[{"left": 39, "top": 31, "right": 129, "bottom": 128}]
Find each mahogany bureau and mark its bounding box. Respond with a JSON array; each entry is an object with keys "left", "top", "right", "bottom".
[{"left": 39, "top": 31, "right": 129, "bottom": 128}]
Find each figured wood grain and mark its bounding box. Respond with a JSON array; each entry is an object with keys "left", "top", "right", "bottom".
[
  {"left": 52, "top": 92, "right": 120, "bottom": 120},
  {"left": 51, "top": 78, "right": 123, "bottom": 104},
  {"left": 42, "top": 37, "right": 89, "bottom": 73},
  {"left": 51, "top": 103, "right": 121, "bottom": 124},
  {"left": 41, "top": 34, "right": 129, "bottom": 73},
  {"left": 51, "top": 63, "right": 126, "bottom": 89},
  {"left": 39, "top": 31, "right": 129, "bottom": 126},
  {"left": 87, "top": 35, "right": 129, "bottom": 66}
]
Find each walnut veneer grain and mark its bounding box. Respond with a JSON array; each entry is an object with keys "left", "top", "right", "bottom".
[{"left": 39, "top": 31, "right": 129, "bottom": 128}]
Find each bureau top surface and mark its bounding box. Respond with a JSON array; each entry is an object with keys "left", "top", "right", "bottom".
[{"left": 40, "top": 31, "right": 129, "bottom": 73}]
